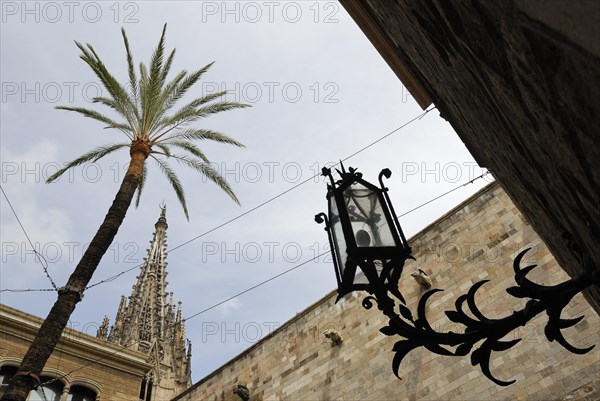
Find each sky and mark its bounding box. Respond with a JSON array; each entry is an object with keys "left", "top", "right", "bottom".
[{"left": 0, "top": 1, "right": 494, "bottom": 381}]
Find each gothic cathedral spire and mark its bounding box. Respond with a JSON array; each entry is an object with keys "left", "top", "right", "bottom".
[{"left": 99, "top": 205, "right": 192, "bottom": 400}]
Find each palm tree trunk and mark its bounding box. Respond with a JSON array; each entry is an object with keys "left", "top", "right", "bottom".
[{"left": 1, "top": 144, "right": 149, "bottom": 401}]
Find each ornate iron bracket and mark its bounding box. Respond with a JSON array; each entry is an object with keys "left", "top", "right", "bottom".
[{"left": 363, "top": 247, "right": 598, "bottom": 386}]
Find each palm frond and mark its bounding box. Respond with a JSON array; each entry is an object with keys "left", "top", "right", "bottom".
[
  {"left": 160, "top": 70, "right": 187, "bottom": 102},
  {"left": 157, "top": 101, "right": 250, "bottom": 132},
  {"left": 160, "top": 62, "right": 215, "bottom": 111},
  {"left": 138, "top": 62, "right": 150, "bottom": 135},
  {"left": 151, "top": 155, "right": 189, "bottom": 220},
  {"left": 74, "top": 41, "right": 138, "bottom": 128},
  {"left": 135, "top": 164, "right": 148, "bottom": 207},
  {"left": 121, "top": 27, "right": 139, "bottom": 114},
  {"left": 167, "top": 90, "right": 228, "bottom": 125},
  {"left": 159, "top": 93, "right": 227, "bottom": 128},
  {"left": 153, "top": 143, "right": 171, "bottom": 157},
  {"left": 145, "top": 65, "right": 218, "bottom": 138},
  {"left": 143, "top": 24, "right": 168, "bottom": 133},
  {"left": 160, "top": 140, "right": 210, "bottom": 162},
  {"left": 143, "top": 70, "right": 187, "bottom": 137},
  {"left": 160, "top": 129, "right": 244, "bottom": 147},
  {"left": 149, "top": 91, "right": 227, "bottom": 142},
  {"left": 46, "top": 143, "right": 128, "bottom": 183},
  {"left": 196, "top": 101, "right": 251, "bottom": 117},
  {"left": 161, "top": 48, "right": 176, "bottom": 87},
  {"left": 169, "top": 153, "right": 240, "bottom": 205},
  {"left": 102, "top": 124, "right": 135, "bottom": 137},
  {"left": 55, "top": 106, "right": 132, "bottom": 138},
  {"left": 148, "top": 23, "right": 167, "bottom": 90},
  {"left": 91, "top": 96, "right": 138, "bottom": 124}
]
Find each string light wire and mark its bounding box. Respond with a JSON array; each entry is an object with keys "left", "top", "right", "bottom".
[
  {"left": 0, "top": 184, "right": 58, "bottom": 291},
  {"left": 1, "top": 168, "right": 490, "bottom": 294}
]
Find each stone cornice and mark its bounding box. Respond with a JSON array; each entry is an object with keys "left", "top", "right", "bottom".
[{"left": 0, "top": 304, "right": 152, "bottom": 377}]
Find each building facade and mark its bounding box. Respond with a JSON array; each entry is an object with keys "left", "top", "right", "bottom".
[
  {"left": 0, "top": 304, "right": 151, "bottom": 401},
  {"left": 174, "top": 183, "right": 599, "bottom": 401}
]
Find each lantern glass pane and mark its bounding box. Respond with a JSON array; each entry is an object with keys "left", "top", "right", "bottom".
[
  {"left": 343, "top": 183, "right": 396, "bottom": 248},
  {"left": 354, "top": 260, "right": 389, "bottom": 285},
  {"left": 328, "top": 194, "right": 347, "bottom": 277}
]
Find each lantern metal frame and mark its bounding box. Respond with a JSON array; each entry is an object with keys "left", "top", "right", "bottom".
[
  {"left": 315, "top": 165, "right": 599, "bottom": 386},
  {"left": 315, "top": 164, "right": 413, "bottom": 303}
]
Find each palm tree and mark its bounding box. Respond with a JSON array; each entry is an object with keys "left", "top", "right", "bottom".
[{"left": 1, "top": 24, "right": 248, "bottom": 401}]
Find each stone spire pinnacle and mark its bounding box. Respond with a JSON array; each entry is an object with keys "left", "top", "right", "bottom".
[
  {"left": 103, "top": 206, "right": 192, "bottom": 400},
  {"left": 96, "top": 315, "right": 109, "bottom": 339}
]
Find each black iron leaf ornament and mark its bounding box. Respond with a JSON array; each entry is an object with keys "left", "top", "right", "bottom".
[{"left": 368, "top": 248, "right": 596, "bottom": 386}]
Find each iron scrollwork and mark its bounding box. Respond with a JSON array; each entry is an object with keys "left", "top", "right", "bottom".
[{"left": 367, "top": 247, "right": 597, "bottom": 386}]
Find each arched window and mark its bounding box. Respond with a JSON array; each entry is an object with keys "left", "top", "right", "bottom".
[
  {"left": 67, "top": 385, "right": 97, "bottom": 401},
  {"left": 28, "top": 376, "right": 64, "bottom": 401}
]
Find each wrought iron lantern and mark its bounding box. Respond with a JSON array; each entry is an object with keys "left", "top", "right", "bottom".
[
  {"left": 315, "top": 164, "right": 412, "bottom": 303},
  {"left": 315, "top": 164, "right": 598, "bottom": 386}
]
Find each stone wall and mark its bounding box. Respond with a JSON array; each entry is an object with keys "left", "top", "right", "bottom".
[
  {"left": 339, "top": 0, "right": 600, "bottom": 312},
  {"left": 0, "top": 305, "right": 151, "bottom": 401},
  {"left": 173, "top": 183, "right": 599, "bottom": 401}
]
